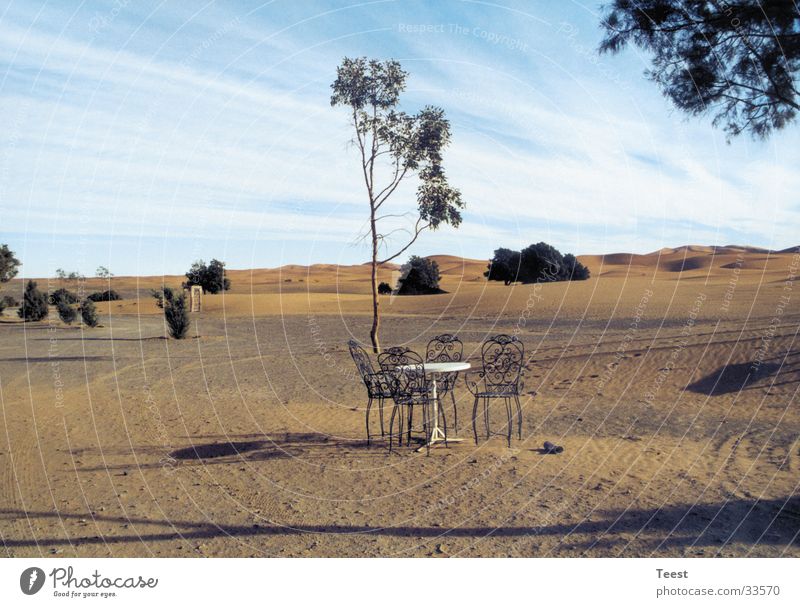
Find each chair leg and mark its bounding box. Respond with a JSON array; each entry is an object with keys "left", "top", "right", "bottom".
[
  {"left": 504, "top": 398, "right": 512, "bottom": 448},
  {"left": 472, "top": 396, "right": 479, "bottom": 445},
  {"left": 422, "top": 403, "right": 430, "bottom": 456},
  {"left": 483, "top": 397, "right": 490, "bottom": 440},
  {"left": 388, "top": 404, "right": 398, "bottom": 453},
  {"left": 450, "top": 389, "right": 458, "bottom": 433},
  {"left": 366, "top": 397, "right": 373, "bottom": 445},
  {"left": 379, "top": 397, "right": 385, "bottom": 436},
  {"left": 407, "top": 405, "right": 414, "bottom": 446},
  {"left": 439, "top": 395, "right": 449, "bottom": 448},
  {"left": 514, "top": 394, "right": 523, "bottom": 439}
]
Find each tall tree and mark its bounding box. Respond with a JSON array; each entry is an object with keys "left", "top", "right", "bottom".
[
  {"left": 331, "top": 57, "right": 465, "bottom": 352},
  {"left": 599, "top": 0, "right": 800, "bottom": 138}
]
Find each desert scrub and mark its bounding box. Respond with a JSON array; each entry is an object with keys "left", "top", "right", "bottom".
[
  {"left": 18, "top": 281, "right": 49, "bottom": 321},
  {"left": 164, "top": 290, "right": 191, "bottom": 339},
  {"left": 80, "top": 299, "right": 99, "bottom": 327}
]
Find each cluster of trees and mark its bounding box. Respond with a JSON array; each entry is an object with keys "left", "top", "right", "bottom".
[
  {"left": 184, "top": 259, "right": 230, "bottom": 294},
  {"left": 485, "top": 242, "right": 590, "bottom": 285}
]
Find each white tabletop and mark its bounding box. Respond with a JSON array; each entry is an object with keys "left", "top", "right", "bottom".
[{"left": 398, "top": 361, "right": 471, "bottom": 373}]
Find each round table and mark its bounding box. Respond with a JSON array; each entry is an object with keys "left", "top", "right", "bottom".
[{"left": 398, "top": 361, "right": 471, "bottom": 451}]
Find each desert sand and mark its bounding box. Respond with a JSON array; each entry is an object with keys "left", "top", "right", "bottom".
[{"left": 0, "top": 245, "right": 798, "bottom": 557}]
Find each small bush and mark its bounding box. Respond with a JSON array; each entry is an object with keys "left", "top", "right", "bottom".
[
  {"left": 87, "top": 289, "right": 121, "bottom": 302},
  {"left": 18, "top": 281, "right": 49, "bottom": 321},
  {"left": 57, "top": 300, "right": 77, "bottom": 324},
  {"left": 80, "top": 300, "right": 99, "bottom": 327},
  {"left": 49, "top": 288, "right": 79, "bottom": 306},
  {"left": 396, "top": 256, "right": 444, "bottom": 295},
  {"left": 1, "top": 294, "right": 18, "bottom": 308},
  {"left": 377, "top": 282, "right": 393, "bottom": 295},
  {"left": 164, "top": 291, "right": 191, "bottom": 339}
]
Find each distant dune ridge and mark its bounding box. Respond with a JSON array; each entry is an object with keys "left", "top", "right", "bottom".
[{"left": 12, "top": 244, "right": 796, "bottom": 298}]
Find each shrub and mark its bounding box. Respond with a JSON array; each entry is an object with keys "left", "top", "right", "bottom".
[
  {"left": 484, "top": 248, "right": 521, "bottom": 285},
  {"left": 184, "top": 259, "right": 230, "bottom": 294},
  {"left": 396, "top": 256, "right": 444, "bottom": 295},
  {"left": 486, "top": 242, "right": 591, "bottom": 284},
  {"left": 80, "top": 300, "right": 99, "bottom": 327},
  {"left": 18, "top": 281, "right": 49, "bottom": 321},
  {"left": 164, "top": 291, "right": 191, "bottom": 339},
  {"left": 150, "top": 287, "right": 174, "bottom": 309},
  {"left": 87, "top": 289, "right": 121, "bottom": 302},
  {"left": 1, "top": 294, "right": 18, "bottom": 308},
  {"left": 57, "top": 300, "right": 77, "bottom": 324},
  {"left": 49, "top": 288, "right": 79, "bottom": 306},
  {"left": 377, "top": 282, "right": 393, "bottom": 295},
  {"left": 562, "top": 253, "right": 590, "bottom": 281}
]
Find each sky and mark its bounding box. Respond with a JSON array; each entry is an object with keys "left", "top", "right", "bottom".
[{"left": 1, "top": 0, "right": 798, "bottom": 278}]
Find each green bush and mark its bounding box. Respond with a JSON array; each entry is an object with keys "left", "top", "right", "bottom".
[
  {"left": 485, "top": 242, "right": 590, "bottom": 284},
  {"left": 377, "top": 282, "right": 393, "bottom": 295},
  {"left": 184, "top": 259, "right": 230, "bottom": 294},
  {"left": 18, "top": 281, "right": 49, "bottom": 321},
  {"left": 164, "top": 291, "right": 191, "bottom": 339},
  {"left": 1, "top": 294, "right": 18, "bottom": 308},
  {"left": 57, "top": 300, "right": 77, "bottom": 324},
  {"left": 86, "top": 289, "right": 121, "bottom": 302},
  {"left": 396, "top": 256, "right": 444, "bottom": 295},
  {"left": 49, "top": 288, "right": 80, "bottom": 306},
  {"left": 80, "top": 300, "right": 99, "bottom": 327}
]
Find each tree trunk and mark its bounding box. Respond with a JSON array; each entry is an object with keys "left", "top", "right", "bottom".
[{"left": 369, "top": 209, "right": 381, "bottom": 354}]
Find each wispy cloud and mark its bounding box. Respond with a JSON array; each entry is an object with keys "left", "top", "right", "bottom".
[{"left": 1, "top": 0, "right": 797, "bottom": 276}]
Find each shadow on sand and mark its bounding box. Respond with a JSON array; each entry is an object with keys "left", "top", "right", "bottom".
[
  {"left": 1, "top": 496, "right": 797, "bottom": 552},
  {"left": 687, "top": 353, "right": 800, "bottom": 396}
]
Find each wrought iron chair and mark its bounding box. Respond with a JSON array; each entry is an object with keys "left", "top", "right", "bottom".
[
  {"left": 464, "top": 334, "right": 524, "bottom": 447},
  {"left": 426, "top": 334, "right": 464, "bottom": 431},
  {"left": 386, "top": 363, "right": 437, "bottom": 455},
  {"left": 348, "top": 339, "right": 393, "bottom": 445},
  {"left": 378, "top": 347, "right": 428, "bottom": 447}
]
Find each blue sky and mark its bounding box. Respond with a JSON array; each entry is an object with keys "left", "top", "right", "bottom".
[{"left": 1, "top": 0, "right": 798, "bottom": 277}]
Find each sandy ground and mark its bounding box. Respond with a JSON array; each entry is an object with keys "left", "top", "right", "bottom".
[{"left": 0, "top": 246, "right": 798, "bottom": 557}]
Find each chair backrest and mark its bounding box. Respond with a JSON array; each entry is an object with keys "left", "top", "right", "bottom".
[
  {"left": 377, "top": 347, "right": 423, "bottom": 372},
  {"left": 480, "top": 334, "right": 524, "bottom": 387},
  {"left": 426, "top": 334, "right": 464, "bottom": 363},
  {"left": 348, "top": 339, "right": 377, "bottom": 385},
  {"left": 387, "top": 363, "right": 428, "bottom": 403}
]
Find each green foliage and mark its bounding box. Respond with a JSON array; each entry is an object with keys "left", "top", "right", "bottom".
[
  {"left": 377, "top": 282, "right": 393, "bottom": 295},
  {"left": 86, "top": 290, "right": 121, "bottom": 302},
  {"left": 96, "top": 266, "right": 113, "bottom": 280},
  {"left": 0, "top": 245, "right": 20, "bottom": 283},
  {"left": 80, "top": 300, "right": 99, "bottom": 327},
  {"left": 600, "top": 0, "right": 800, "bottom": 138},
  {"left": 485, "top": 242, "right": 590, "bottom": 284},
  {"left": 484, "top": 248, "right": 521, "bottom": 285},
  {"left": 18, "top": 281, "right": 49, "bottom": 321},
  {"left": 49, "top": 288, "right": 80, "bottom": 306},
  {"left": 396, "top": 256, "right": 443, "bottom": 295},
  {"left": 184, "top": 259, "right": 230, "bottom": 294},
  {"left": 56, "top": 300, "right": 77, "bottom": 324},
  {"left": 164, "top": 291, "right": 191, "bottom": 339}
]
